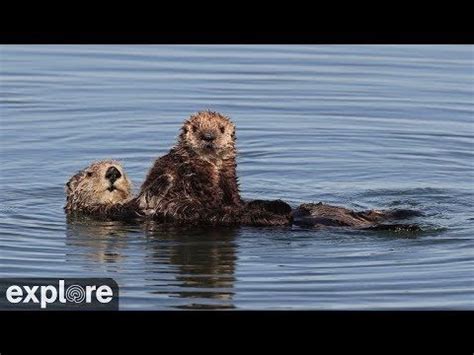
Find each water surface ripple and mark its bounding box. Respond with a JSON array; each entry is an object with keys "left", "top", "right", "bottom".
[{"left": 0, "top": 45, "right": 473, "bottom": 309}]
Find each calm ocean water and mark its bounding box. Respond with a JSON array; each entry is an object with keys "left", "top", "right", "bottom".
[{"left": 0, "top": 45, "right": 473, "bottom": 309}]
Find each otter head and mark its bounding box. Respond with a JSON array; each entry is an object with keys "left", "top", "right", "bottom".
[
  {"left": 179, "top": 111, "right": 236, "bottom": 159},
  {"left": 65, "top": 160, "right": 132, "bottom": 213}
]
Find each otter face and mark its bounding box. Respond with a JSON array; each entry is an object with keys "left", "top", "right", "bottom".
[
  {"left": 180, "top": 111, "right": 236, "bottom": 158},
  {"left": 65, "top": 160, "right": 132, "bottom": 212}
]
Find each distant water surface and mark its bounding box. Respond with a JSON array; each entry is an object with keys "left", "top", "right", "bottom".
[{"left": 0, "top": 45, "right": 473, "bottom": 309}]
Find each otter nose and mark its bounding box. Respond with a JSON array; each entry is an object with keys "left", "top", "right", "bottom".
[
  {"left": 105, "top": 166, "right": 122, "bottom": 184},
  {"left": 202, "top": 133, "right": 215, "bottom": 142}
]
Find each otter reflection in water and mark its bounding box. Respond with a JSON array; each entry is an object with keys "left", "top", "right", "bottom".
[
  {"left": 66, "top": 216, "right": 239, "bottom": 309},
  {"left": 142, "top": 223, "right": 238, "bottom": 310},
  {"left": 65, "top": 216, "right": 131, "bottom": 266}
]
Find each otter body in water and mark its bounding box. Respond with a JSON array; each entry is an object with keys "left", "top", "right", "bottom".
[
  {"left": 64, "top": 160, "right": 291, "bottom": 225},
  {"left": 65, "top": 160, "right": 138, "bottom": 220},
  {"left": 64, "top": 162, "right": 420, "bottom": 230},
  {"left": 64, "top": 113, "right": 421, "bottom": 230},
  {"left": 293, "top": 202, "right": 422, "bottom": 230},
  {"left": 136, "top": 111, "right": 291, "bottom": 226}
]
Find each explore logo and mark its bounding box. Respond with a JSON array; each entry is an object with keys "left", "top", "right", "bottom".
[{"left": 0, "top": 278, "right": 119, "bottom": 310}]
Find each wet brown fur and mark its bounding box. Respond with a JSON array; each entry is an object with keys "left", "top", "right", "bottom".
[
  {"left": 136, "top": 111, "right": 291, "bottom": 225},
  {"left": 64, "top": 162, "right": 420, "bottom": 229},
  {"left": 292, "top": 202, "right": 422, "bottom": 230},
  {"left": 64, "top": 115, "right": 420, "bottom": 229}
]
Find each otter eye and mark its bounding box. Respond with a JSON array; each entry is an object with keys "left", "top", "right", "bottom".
[
  {"left": 192, "top": 125, "right": 198, "bottom": 133},
  {"left": 86, "top": 172, "right": 93, "bottom": 177},
  {"left": 219, "top": 126, "right": 225, "bottom": 134}
]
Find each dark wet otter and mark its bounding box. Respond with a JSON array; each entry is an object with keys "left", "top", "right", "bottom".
[
  {"left": 64, "top": 114, "right": 420, "bottom": 229},
  {"left": 64, "top": 161, "right": 290, "bottom": 225},
  {"left": 64, "top": 161, "right": 420, "bottom": 230},
  {"left": 64, "top": 160, "right": 139, "bottom": 220},
  {"left": 135, "top": 110, "right": 291, "bottom": 226},
  {"left": 292, "top": 202, "right": 422, "bottom": 231}
]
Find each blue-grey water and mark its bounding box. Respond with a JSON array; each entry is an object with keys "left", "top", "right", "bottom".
[{"left": 0, "top": 45, "right": 473, "bottom": 310}]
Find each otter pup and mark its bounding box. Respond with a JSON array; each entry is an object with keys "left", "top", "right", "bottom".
[
  {"left": 293, "top": 202, "right": 422, "bottom": 230},
  {"left": 136, "top": 111, "right": 291, "bottom": 226},
  {"left": 65, "top": 160, "right": 138, "bottom": 220}
]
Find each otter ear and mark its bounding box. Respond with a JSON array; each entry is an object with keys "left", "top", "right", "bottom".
[
  {"left": 181, "top": 118, "right": 192, "bottom": 134},
  {"left": 66, "top": 173, "right": 81, "bottom": 192},
  {"left": 65, "top": 181, "right": 73, "bottom": 193}
]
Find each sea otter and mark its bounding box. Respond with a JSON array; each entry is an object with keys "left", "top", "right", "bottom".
[
  {"left": 64, "top": 162, "right": 421, "bottom": 230},
  {"left": 292, "top": 202, "right": 422, "bottom": 231},
  {"left": 64, "top": 112, "right": 421, "bottom": 229},
  {"left": 136, "top": 111, "right": 292, "bottom": 226},
  {"left": 64, "top": 161, "right": 290, "bottom": 225},
  {"left": 64, "top": 160, "right": 139, "bottom": 220}
]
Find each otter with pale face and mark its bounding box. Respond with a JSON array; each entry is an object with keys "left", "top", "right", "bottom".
[
  {"left": 64, "top": 113, "right": 421, "bottom": 230},
  {"left": 65, "top": 160, "right": 137, "bottom": 220},
  {"left": 64, "top": 159, "right": 420, "bottom": 230},
  {"left": 137, "top": 111, "right": 292, "bottom": 225}
]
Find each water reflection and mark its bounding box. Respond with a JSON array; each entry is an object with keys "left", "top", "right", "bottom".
[
  {"left": 143, "top": 223, "right": 239, "bottom": 309},
  {"left": 12, "top": 45, "right": 470, "bottom": 309},
  {"left": 65, "top": 216, "right": 131, "bottom": 266},
  {"left": 66, "top": 217, "right": 239, "bottom": 309}
]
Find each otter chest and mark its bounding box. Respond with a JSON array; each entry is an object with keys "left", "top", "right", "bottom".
[
  {"left": 184, "top": 160, "right": 220, "bottom": 188},
  {"left": 207, "top": 162, "right": 221, "bottom": 186}
]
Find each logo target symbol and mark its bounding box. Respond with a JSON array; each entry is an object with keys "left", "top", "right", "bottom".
[{"left": 65, "top": 285, "right": 86, "bottom": 303}]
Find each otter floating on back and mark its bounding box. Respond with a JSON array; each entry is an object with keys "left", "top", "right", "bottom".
[
  {"left": 65, "top": 161, "right": 421, "bottom": 230},
  {"left": 64, "top": 112, "right": 422, "bottom": 231},
  {"left": 65, "top": 160, "right": 139, "bottom": 220},
  {"left": 65, "top": 111, "right": 292, "bottom": 226}
]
